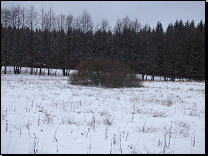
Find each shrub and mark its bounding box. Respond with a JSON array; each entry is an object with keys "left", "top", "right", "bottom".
[{"left": 68, "top": 57, "right": 142, "bottom": 88}]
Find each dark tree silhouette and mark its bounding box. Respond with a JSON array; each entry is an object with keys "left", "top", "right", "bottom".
[{"left": 1, "top": 5, "right": 205, "bottom": 81}]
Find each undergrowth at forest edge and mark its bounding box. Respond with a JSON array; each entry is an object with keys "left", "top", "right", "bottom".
[{"left": 68, "top": 57, "right": 142, "bottom": 88}]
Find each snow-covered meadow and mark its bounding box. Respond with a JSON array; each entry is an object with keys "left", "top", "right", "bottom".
[{"left": 1, "top": 67, "right": 205, "bottom": 154}]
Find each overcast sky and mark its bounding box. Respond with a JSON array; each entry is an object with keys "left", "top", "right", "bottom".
[{"left": 1, "top": 1, "right": 205, "bottom": 31}]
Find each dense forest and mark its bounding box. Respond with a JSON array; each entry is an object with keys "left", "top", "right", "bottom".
[{"left": 1, "top": 5, "right": 205, "bottom": 81}]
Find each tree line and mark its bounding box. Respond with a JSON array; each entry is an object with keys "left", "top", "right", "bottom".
[{"left": 1, "top": 5, "right": 205, "bottom": 80}]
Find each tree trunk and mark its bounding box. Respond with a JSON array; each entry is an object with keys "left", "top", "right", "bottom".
[
  {"left": 14, "top": 66, "right": 16, "bottom": 74},
  {"left": 19, "top": 67, "right": 21, "bottom": 74},
  {"left": 30, "top": 67, "right": 33, "bottom": 75},
  {"left": 62, "top": 68, "right": 65, "bottom": 76},
  {"left": 39, "top": 67, "right": 41, "bottom": 75},
  {"left": 34, "top": 68, "right": 37, "bottom": 75},
  {"left": 142, "top": 73, "right": 144, "bottom": 81},
  {"left": 4, "top": 66, "right": 7, "bottom": 74},
  {"left": 16, "top": 66, "right": 21, "bottom": 74}
]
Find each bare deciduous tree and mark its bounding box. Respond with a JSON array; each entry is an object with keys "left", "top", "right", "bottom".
[
  {"left": 100, "top": 18, "right": 111, "bottom": 33},
  {"left": 80, "top": 10, "right": 93, "bottom": 33}
]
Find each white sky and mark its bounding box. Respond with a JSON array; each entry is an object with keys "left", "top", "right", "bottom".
[{"left": 1, "top": 1, "right": 205, "bottom": 30}]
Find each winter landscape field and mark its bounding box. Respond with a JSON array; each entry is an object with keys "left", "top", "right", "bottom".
[{"left": 1, "top": 67, "right": 205, "bottom": 154}]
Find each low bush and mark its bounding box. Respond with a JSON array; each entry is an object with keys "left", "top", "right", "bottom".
[{"left": 68, "top": 57, "right": 142, "bottom": 88}]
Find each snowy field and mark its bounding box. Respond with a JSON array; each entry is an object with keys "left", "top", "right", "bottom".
[{"left": 1, "top": 68, "right": 205, "bottom": 154}]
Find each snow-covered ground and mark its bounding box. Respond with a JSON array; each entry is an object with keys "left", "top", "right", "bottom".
[{"left": 1, "top": 69, "right": 205, "bottom": 154}]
